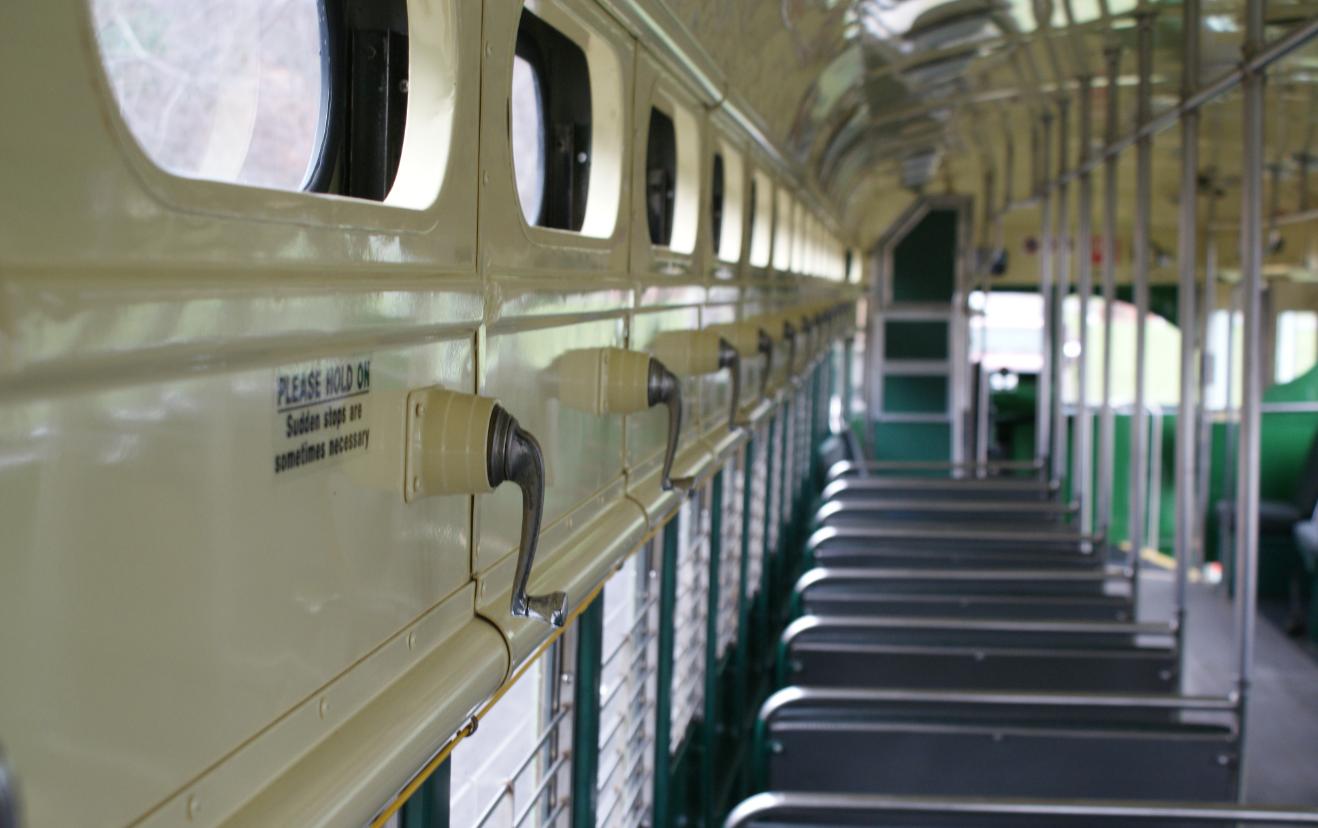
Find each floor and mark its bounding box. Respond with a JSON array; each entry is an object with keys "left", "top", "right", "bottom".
[{"left": 1139, "top": 568, "right": 1318, "bottom": 805}]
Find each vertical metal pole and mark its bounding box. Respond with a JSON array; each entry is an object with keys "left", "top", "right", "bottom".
[
  {"left": 1235, "top": 0, "right": 1266, "bottom": 798},
  {"left": 1129, "top": 13, "right": 1154, "bottom": 592},
  {"left": 1075, "top": 75, "right": 1095, "bottom": 534},
  {"left": 1036, "top": 113, "right": 1055, "bottom": 472},
  {"left": 1195, "top": 235, "right": 1217, "bottom": 569},
  {"left": 977, "top": 168, "right": 996, "bottom": 473},
  {"left": 977, "top": 362, "right": 991, "bottom": 470},
  {"left": 1174, "top": 0, "right": 1201, "bottom": 660},
  {"left": 1052, "top": 98, "right": 1072, "bottom": 488},
  {"left": 1096, "top": 46, "right": 1121, "bottom": 542}
]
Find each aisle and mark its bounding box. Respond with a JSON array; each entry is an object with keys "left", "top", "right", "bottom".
[{"left": 1140, "top": 570, "right": 1318, "bottom": 804}]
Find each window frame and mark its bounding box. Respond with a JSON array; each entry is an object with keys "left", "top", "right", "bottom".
[{"left": 86, "top": 0, "right": 469, "bottom": 233}]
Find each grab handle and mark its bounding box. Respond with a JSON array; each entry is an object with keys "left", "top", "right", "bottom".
[
  {"left": 404, "top": 388, "right": 566, "bottom": 626},
  {"left": 651, "top": 330, "right": 740, "bottom": 433},
  {"left": 556, "top": 347, "right": 688, "bottom": 491},
  {"left": 717, "top": 338, "right": 741, "bottom": 431},
  {"left": 487, "top": 407, "right": 566, "bottom": 626}
]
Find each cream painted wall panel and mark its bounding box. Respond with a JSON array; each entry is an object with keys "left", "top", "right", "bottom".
[
  {"left": 0, "top": 316, "right": 479, "bottom": 828},
  {"left": 477, "top": 314, "right": 628, "bottom": 575},
  {"left": 0, "top": 1, "right": 492, "bottom": 823}
]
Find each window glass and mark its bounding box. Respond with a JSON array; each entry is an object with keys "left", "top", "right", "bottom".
[
  {"left": 597, "top": 547, "right": 658, "bottom": 827},
  {"left": 716, "top": 458, "right": 743, "bottom": 656},
  {"left": 645, "top": 108, "right": 677, "bottom": 246},
  {"left": 772, "top": 191, "right": 793, "bottom": 271},
  {"left": 514, "top": 9, "right": 592, "bottom": 232},
  {"left": 670, "top": 491, "right": 709, "bottom": 754},
  {"left": 511, "top": 54, "right": 546, "bottom": 225},
  {"left": 710, "top": 154, "right": 725, "bottom": 256},
  {"left": 1276, "top": 310, "right": 1318, "bottom": 384},
  {"left": 748, "top": 173, "right": 773, "bottom": 267},
  {"left": 970, "top": 292, "right": 1184, "bottom": 408},
  {"left": 450, "top": 647, "right": 571, "bottom": 828},
  {"left": 92, "top": 0, "right": 326, "bottom": 190}
]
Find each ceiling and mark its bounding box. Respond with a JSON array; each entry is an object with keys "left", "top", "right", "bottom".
[{"left": 662, "top": 0, "right": 1318, "bottom": 285}]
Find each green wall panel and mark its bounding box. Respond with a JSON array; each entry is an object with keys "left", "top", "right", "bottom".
[
  {"left": 873, "top": 421, "right": 951, "bottom": 462},
  {"left": 891, "top": 209, "right": 957, "bottom": 303},
  {"left": 883, "top": 375, "right": 947, "bottom": 414},
  {"left": 884, "top": 320, "right": 948, "bottom": 360}
]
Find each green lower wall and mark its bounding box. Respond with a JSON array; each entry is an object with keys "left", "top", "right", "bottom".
[
  {"left": 989, "top": 367, "right": 1318, "bottom": 602},
  {"left": 872, "top": 421, "right": 952, "bottom": 463}
]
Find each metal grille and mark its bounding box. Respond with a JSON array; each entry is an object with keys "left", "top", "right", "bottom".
[
  {"left": 670, "top": 489, "right": 710, "bottom": 754},
  {"left": 597, "top": 546, "right": 658, "bottom": 828},
  {"left": 716, "top": 456, "right": 743, "bottom": 656},
  {"left": 767, "top": 411, "right": 785, "bottom": 558},
  {"left": 745, "top": 425, "right": 769, "bottom": 597},
  {"left": 794, "top": 390, "right": 808, "bottom": 502},
  {"left": 450, "top": 643, "right": 571, "bottom": 828}
]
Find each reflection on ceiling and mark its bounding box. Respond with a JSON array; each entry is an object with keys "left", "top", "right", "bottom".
[{"left": 663, "top": 0, "right": 1317, "bottom": 280}]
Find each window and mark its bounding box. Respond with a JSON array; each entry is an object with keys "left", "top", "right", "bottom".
[
  {"left": 93, "top": 0, "right": 413, "bottom": 201},
  {"left": 670, "top": 490, "right": 709, "bottom": 754},
  {"left": 748, "top": 172, "right": 773, "bottom": 267},
  {"left": 92, "top": 0, "right": 329, "bottom": 191},
  {"left": 710, "top": 154, "right": 725, "bottom": 255},
  {"left": 597, "top": 547, "right": 658, "bottom": 827},
  {"left": 513, "top": 9, "right": 591, "bottom": 231},
  {"left": 449, "top": 645, "right": 571, "bottom": 828},
  {"left": 645, "top": 108, "right": 677, "bottom": 246},
  {"left": 1276, "top": 311, "right": 1318, "bottom": 384},
  {"left": 713, "top": 145, "right": 744, "bottom": 264},
  {"left": 772, "top": 190, "right": 793, "bottom": 271},
  {"left": 745, "top": 426, "right": 769, "bottom": 597},
  {"left": 716, "top": 458, "right": 743, "bottom": 656}
]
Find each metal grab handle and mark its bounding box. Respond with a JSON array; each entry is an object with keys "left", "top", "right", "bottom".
[
  {"left": 782, "top": 320, "right": 798, "bottom": 383},
  {"left": 488, "top": 406, "right": 567, "bottom": 627},
  {"left": 648, "top": 359, "right": 690, "bottom": 491},
  {"left": 757, "top": 329, "right": 774, "bottom": 399},
  {"left": 717, "top": 337, "right": 741, "bottom": 432}
]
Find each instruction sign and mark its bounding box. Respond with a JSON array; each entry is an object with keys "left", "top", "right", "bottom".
[{"left": 273, "top": 355, "right": 373, "bottom": 476}]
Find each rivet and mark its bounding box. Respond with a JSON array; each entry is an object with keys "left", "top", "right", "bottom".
[
  {"left": 482, "top": 171, "right": 491, "bottom": 186},
  {"left": 318, "top": 697, "right": 329, "bottom": 720},
  {"left": 186, "top": 794, "right": 201, "bottom": 820},
  {"left": 412, "top": 476, "right": 421, "bottom": 492},
  {"left": 407, "top": 631, "right": 417, "bottom": 650},
  {"left": 415, "top": 402, "right": 423, "bottom": 416}
]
